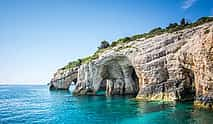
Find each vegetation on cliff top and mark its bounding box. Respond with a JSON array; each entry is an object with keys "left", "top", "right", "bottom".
[{"left": 61, "top": 16, "right": 213, "bottom": 70}]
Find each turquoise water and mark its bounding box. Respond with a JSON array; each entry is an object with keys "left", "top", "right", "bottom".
[{"left": 0, "top": 85, "right": 213, "bottom": 124}]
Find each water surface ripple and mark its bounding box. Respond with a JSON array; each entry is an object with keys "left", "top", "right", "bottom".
[{"left": 0, "top": 85, "right": 213, "bottom": 124}]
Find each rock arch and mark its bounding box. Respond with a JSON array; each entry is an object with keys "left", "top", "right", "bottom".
[
  {"left": 49, "top": 68, "right": 78, "bottom": 90},
  {"left": 176, "top": 58, "right": 196, "bottom": 101},
  {"left": 97, "top": 55, "right": 138, "bottom": 96},
  {"left": 73, "top": 55, "right": 139, "bottom": 96}
]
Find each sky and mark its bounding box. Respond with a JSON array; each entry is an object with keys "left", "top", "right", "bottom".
[{"left": 0, "top": 0, "right": 212, "bottom": 85}]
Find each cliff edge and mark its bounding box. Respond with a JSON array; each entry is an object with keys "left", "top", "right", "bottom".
[{"left": 50, "top": 17, "right": 213, "bottom": 109}]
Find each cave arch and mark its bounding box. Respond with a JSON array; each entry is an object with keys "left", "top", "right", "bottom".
[
  {"left": 49, "top": 70, "right": 78, "bottom": 90},
  {"left": 178, "top": 67, "right": 196, "bottom": 101},
  {"left": 177, "top": 52, "right": 197, "bottom": 102},
  {"left": 95, "top": 55, "right": 139, "bottom": 96}
]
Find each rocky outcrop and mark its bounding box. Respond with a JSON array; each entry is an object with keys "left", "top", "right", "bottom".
[
  {"left": 49, "top": 67, "right": 78, "bottom": 90},
  {"left": 50, "top": 22, "right": 213, "bottom": 109},
  {"left": 73, "top": 55, "right": 139, "bottom": 96},
  {"left": 133, "top": 22, "right": 213, "bottom": 110}
]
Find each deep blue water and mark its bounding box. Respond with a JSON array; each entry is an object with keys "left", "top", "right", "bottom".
[{"left": 0, "top": 85, "right": 213, "bottom": 124}]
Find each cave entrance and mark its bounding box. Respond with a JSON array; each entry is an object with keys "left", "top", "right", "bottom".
[
  {"left": 96, "top": 55, "right": 139, "bottom": 96},
  {"left": 69, "top": 78, "right": 78, "bottom": 92},
  {"left": 96, "top": 79, "right": 107, "bottom": 95},
  {"left": 180, "top": 68, "right": 196, "bottom": 101}
]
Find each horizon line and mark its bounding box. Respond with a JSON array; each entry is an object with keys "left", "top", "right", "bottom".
[{"left": 0, "top": 82, "right": 47, "bottom": 85}]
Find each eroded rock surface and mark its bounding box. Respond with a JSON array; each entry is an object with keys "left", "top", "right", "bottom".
[
  {"left": 49, "top": 67, "right": 78, "bottom": 90},
  {"left": 50, "top": 22, "right": 213, "bottom": 109},
  {"left": 73, "top": 55, "right": 139, "bottom": 96}
]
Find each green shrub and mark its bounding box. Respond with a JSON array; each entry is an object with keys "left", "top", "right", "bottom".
[
  {"left": 98, "top": 40, "right": 110, "bottom": 49},
  {"left": 117, "top": 37, "right": 132, "bottom": 43},
  {"left": 166, "top": 23, "right": 178, "bottom": 30},
  {"left": 149, "top": 27, "right": 163, "bottom": 33},
  {"left": 63, "top": 59, "right": 81, "bottom": 70},
  {"left": 131, "top": 33, "right": 146, "bottom": 40},
  {"left": 111, "top": 41, "right": 118, "bottom": 47},
  {"left": 196, "top": 17, "right": 213, "bottom": 25}
]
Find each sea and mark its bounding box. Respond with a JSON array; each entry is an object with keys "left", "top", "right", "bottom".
[{"left": 0, "top": 85, "right": 213, "bottom": 124}]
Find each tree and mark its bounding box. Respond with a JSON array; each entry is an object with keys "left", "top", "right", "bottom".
[
  {"left": 98, "top": 40, "right": 110, "bottom": 49},
  {"left": 149, "top": 27, "right": 164, "bottom": 34},
  {"left": 166, "top": 23, "right": 178, "bottom": 30},
  {"left": 180, "top": 18, "right": 186, "bottom": 26},
  {"left": 77, "top": 59, "right": 82, "bottom": 66}
]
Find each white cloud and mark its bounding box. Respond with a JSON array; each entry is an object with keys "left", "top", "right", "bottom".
[{"left": 182, "top": 0, "right": 197, "bottom": 9}]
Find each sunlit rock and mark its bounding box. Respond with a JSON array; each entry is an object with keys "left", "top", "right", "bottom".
[{"left": 50, "top": 22, "right": 213, "bottom": 109}]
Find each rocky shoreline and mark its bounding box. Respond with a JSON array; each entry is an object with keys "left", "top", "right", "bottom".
[{"left": 50, "top": 20, "right": 213, "bottom": 109}]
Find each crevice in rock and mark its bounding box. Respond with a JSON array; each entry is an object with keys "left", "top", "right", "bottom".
[{"left": 179, "top": 67, "right": 196, "bottom": 101}]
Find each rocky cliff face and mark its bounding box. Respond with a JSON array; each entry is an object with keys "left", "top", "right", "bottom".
[
  {"left": 50, "top": 22, "right": 213, "bottom": 109},
  {"left": 49, "top": 67, "right": 78, "bottom": 90}
]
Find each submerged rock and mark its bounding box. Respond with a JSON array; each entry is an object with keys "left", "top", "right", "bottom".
[{"left": 50, "top": 22, "right": 213, "bottom": 109}]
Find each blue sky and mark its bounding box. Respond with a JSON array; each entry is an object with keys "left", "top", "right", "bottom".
[{"left": 0, "top": 0, "right": 212, "bottom": 84}]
